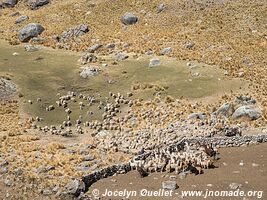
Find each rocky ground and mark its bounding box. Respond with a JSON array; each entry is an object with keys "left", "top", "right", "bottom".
[{"left": 0, "top": 0, "right": 266, "bottom": 199}]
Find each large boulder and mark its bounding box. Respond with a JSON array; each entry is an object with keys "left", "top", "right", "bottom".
[
  {"left": 121, "top": 12, "right": 138, "bottom": 25},
  {"left": 232, "top": 105, "right": 261, "bottom": 120},
  {"left": 18, "top": 23, "right": 44, "bottom": 42},
  {"left": 2, "top": 0, "right": 18, "bottom": 8},
  {"left": 28, "top": 0, "right": 50, "bottom": 10}
]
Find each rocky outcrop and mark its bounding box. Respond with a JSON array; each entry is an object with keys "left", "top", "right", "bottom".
[{"left": 27, "top": 0, "right": 50, "bottom": 10}]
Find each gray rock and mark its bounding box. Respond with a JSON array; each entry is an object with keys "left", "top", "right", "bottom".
[
  {"left": 115, "top": 52, "right": 129, "bottom": 61},
  {"left": 62, "top": 24, "right": 89, "bottom": 40},
  {"left": 87, "top": 44, "right": 102, "bottom": 53},
  {"left": 188, "top": 113, "right": 206, "bottom": 120},
  {"left": 78, "top": 53, "right": 97, "bottom": 65},
  {"left": 24, "top": 44, "right": 39, "bottom": 52},
  {"left": 42, "top": 189, "right": 52, "bottom": 195},
  {"left": 157, "top": 3, "right": 166, "bottom": 13},
  {"left": 65, "top": 179, "right": 85, "bottom": 196},
  {"left": 18, "top": 23, "right": 44, "bottom": 42},
  {"left": 13, "top": 168, "right": 23, "bottom": 176},
  {"left": 232, "top": 105, "right": 261, "bottom": 120},
  {"left": 4, "top": 179, "right": 12, "bottom": 187},
  {"left": 106, "top": 43, "right": 115, "bottom": 49},
  {"left": 2, "top": 0, "right": 18, "bottom": 8},
  {"left": 28, "top": 0, "right": 50, "bottom": 10},
  {"left": 121, "top": 12, "right": 138, "bottom": 25},
  {"left": 160, "top": 47, "right": 172, "bottom": 55},
  {"left": 229, "top": 183, "right": 242, "bottom": 190},
  {"left": 149, "top": 58, "right": 160, "bottom": 67},
  {"left": 235, "top": 95, "right": 256, "bottom": 105},
  {"left": 15, "top": 15, "right": 29, "bottom": 24},
  {"left": 178, "top": 172, "right": 187, "bottom": 179},
  {"left": 0, "top": 158, "right": 8, "bottom": 167},
  {"left": 162, "top": 181, "right": 178, "bottom": 190},
  {"left": 8, "top": 11, "right": 20, "bottom": 16},
  {"left": 83, "top": 155, "right": 94, "bottom": 162},
  {"left": 80, "top": 66, "right": 99, "bottom": 78},
  {"left": 214, "top": 103, "right": 233, "bottom": 117},
  {"left": 184, "top": 41, "right": 195, "bottom": 49}
]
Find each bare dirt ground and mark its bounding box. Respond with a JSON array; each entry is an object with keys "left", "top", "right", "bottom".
[{"left": 90, "top": 143, "right": 267, "bottom": 200}]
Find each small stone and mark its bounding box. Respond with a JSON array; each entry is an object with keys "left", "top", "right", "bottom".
[
  {"left": 87, "top": 44, "right": 102, "bottom": 53},
  {"left": 115, "top": 52, "right": 129, "bottom": 61},
  {"left": 4, "top": 179, "right": 12, "bottom": 187},
  {"left": 160, "top": 47, "right": 172, "bottom": 55},
  {"left": 229, "top": 183, "right": 242, "bottom": 190},
  {"left": 65, "top": 179, "right": 85, "bottom": 196},
  {"left": 178, "top": 172, "right": 187, "bottom": 179},
  {"left": 149, "top": 58, "right": 160, "bottom": 67},
  {"left": 15, "top": 15, "right": 29, "bottom": 24},
  {"left": 252, "top": 163, "right": 259, "bottom": 167},
  {"left": 207, "top": 184, "right": 213, "bottom": 187},
  {"left": 162, "top": 181, "right": 178, "bottom": 190},
  {"left": 121, "top": 12, "right": 138, "bottom": 25},
  {"left": 157, "top": 3, "right": 166, "bottom": 13}
]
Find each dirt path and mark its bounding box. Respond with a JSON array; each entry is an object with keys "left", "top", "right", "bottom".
[{"left": 90, "top": 143, "right": 267, "bottom": 200}]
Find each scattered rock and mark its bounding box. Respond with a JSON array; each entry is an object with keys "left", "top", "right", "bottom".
[
  {"left": 188, "top": 113, "right": 206, "bottom": 120},
  {"left": 162, "top": 181, "right": 178, "bottom": 190},
  {"left": 78, "top": 53, "right": 97, "bottom": 65},
  {"left": 160, "top": 47, "right": 172, "bottom": 55},
  {"left": 13, "top": 168, "right": 23, "bottom": 176},
  {"left": 24, "top": 44, "right": 39, "bottom": 52},
  {"left": 62, "top": 24, "right": 89, "bottom": 40},
  {"left": 121, "top": 12, "right": 138, "bottom": 25},
  {"left": 115, "top": 52, "right": 129, "bottom": 61},
  {"left": 157, "top": 3, "right": 166, "bottom": 13},
  {"left": 2, "top": 0, "right": 18, "bottom": 8},
  {"left": 87, "top": 44, "right": 102, "bottom": 53},
  {"left": 235, "top": 95, "right": 256, "bottom": 105},
  {"left": 4, "top": 179, "right": 12, "bottom": 187},
  {"left": 28, "top": 0, "right": 50, "bottom": 10},
  {"left": 178, "top": 172, "right": 187, "bottom": 179},
  {"left": 42, "top": 189, "right": 52, "bottom": 195},
  {"left": 232, "top": 105, "right": 261, "bottom": 120},
  {"left": 214, "top": 103, "right": 233, "bottom": 117},
  {"left": 184, "top": 41, "right": 195, "bottom": 49},
  {"left": 18, "top": 23, "right": 45, "bottom": 42},
  {"left": 15, "top": 15, "right": 29, "bottom": 24},
  {"left": 8, "top": 11, "right": 19, "bottom": 16},
  {"left": 252, "top": 163, "right": 259, "bottom": 167},
  {"left": 80, "top": 66, "right": 99, "bottom": 78},
  {"left": 65, "top": 179, "right": 85, "bottom": 196},
  {"left": 106, "top": 43, "right": 115, "bottom": 49},
  {"left": 149, "top": 58, "right": 160, "bottom": 67},
  {"left": 229, "top": 183, "right": 242, "bottom": 190}
]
